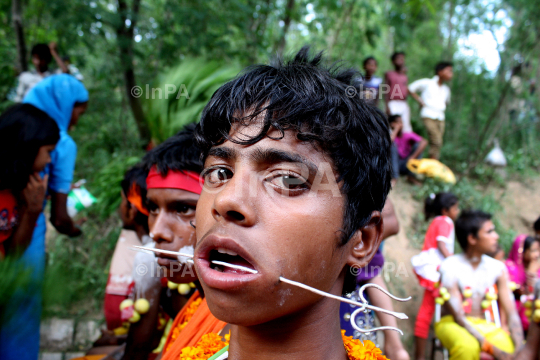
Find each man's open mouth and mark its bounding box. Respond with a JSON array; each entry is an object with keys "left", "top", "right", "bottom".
[
  {"left": 195, "top": 236, "right": 261, "bottom": 290},
  {"left": 209, "top": 247, "right": 256, "bottom": 275}
]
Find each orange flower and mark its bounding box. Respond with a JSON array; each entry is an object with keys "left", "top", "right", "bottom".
[
  {"left": 179, "top": 332, "right": 229, "bottom": 360},
  {"left": 342, "top": 330, "right": 388, "bottom": 360},
  {"left": 178, "top": 330, "right": 386, "bottom": 360}
]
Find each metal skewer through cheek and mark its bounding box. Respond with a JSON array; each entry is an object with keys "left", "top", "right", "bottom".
[{"left": 132, "top": 246, "right": 410, "bottom": 334}]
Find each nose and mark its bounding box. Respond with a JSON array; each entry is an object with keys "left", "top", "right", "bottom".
[
  {"left": 211, "top": 168, "right": 256, "bottom": 227},
  {"left": 151, "top": 212, "right": 174, "bottom": 244}
]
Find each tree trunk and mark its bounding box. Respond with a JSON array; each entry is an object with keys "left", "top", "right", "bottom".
[
  {"left": 12, "top": 0, "right": 27, "bottom": 73},
  {"left": 328, "top": 1, "right": 355, "bottom": 56},
  {"left": 275, "top": 0, "right": 295, "bottom": 55},
  {"left": 444, "top": 0, "right": 455, "bottom": 59},
  {"left": 117, "top": 0, "right": 149, "bottom": 142}
]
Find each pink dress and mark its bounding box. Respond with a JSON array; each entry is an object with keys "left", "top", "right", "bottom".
[{"left": 505, "top": 234, "right": 539, "bottom": 331}]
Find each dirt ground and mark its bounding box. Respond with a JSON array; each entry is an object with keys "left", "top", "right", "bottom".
[{"left": 383, "top": 177, "right": 540, "bottom": 354}]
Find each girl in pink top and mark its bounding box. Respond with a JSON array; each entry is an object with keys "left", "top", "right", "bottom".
[
  {"left": 412, "top": 192, "right": 460, "bottom": 360},
  {"left": 506, "top": 234, "right": 540, "bottom": 331}
]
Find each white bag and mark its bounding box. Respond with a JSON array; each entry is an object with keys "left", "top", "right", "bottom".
[{"left": 485, "top": 139, "right": 507, "bottom": 167}]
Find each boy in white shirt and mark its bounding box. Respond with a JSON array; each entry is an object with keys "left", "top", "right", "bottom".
[
  {"left": 436, "top": 210, "right": 523, "bottom": 360},
  {"left": 409, "top": 62, "right": 453, "bottom": 160}
]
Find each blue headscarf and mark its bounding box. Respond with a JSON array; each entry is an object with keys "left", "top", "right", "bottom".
[{"left": 23, "top": 74, "right": 88, "bottom": 132}]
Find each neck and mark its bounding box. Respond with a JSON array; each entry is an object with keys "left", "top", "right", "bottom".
[
  {"left": 364, "top": 73, "right": 373, "bottom": 80},
  {"left": 465, "top": 248, "right": 483, "bottom": 268},
  {"left": 394, "top": 65, "right": 403, "bottom": 73},
  {"left": 438, "top": 77, "right": 443, "bottom": 85},
  {"left": 228, "top": 293, "right": 348, "bottom": 360}
]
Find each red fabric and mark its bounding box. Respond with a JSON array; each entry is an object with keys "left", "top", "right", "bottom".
[
  {"left": 422, "top": 216, "right": 453, "bottom": 252},
  {"left": 146, "top": 167, "right": 203, "bottom": 194},
  {"left": 385, "top": 71, "right": 409, "bottom": 100},
  {"left": 0, "top": 189, "right": 19, "bottom": 257},
  {"left": 104, "top": 293, "right": 128, "bottom": 330},
  {"left": 414, "top": 288, "right": 436, "bottom": 339}
]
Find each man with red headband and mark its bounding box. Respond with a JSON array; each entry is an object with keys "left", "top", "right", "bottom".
[{"left": 117, "top": 124, "right": 227, "bottom": 360}]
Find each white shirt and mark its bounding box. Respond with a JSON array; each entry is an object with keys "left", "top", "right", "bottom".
[
  {"left": 408, "top": 75, "right": 451, "bottom": 121},
  {"left": 439, "top": 254, "right": 505, "bottom": 297},
  {"left": 14, "top": 70, "right": 51, "bottom": 102}
]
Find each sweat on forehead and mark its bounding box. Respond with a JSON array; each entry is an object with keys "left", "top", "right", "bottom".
[{"left": 195, "top": 46, "right": 393, "bottom": 243}]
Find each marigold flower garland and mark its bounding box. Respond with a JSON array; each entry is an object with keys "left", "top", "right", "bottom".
[
  {"left": 180, "top": 332, "right": 230, "bottom": 360},
  {"left": 342, "top": 330, "right": 388, "bottom": 360},
  {"left": 178, "top": 330, "right": 387, "bottom": 360}
]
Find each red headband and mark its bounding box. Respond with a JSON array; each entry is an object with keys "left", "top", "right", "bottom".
[
  {"left": 127, "top": 183, "right": 149, "bottom": 216},
  {"left": 146, "top": 166, "right": 203, "bottom": 195}
]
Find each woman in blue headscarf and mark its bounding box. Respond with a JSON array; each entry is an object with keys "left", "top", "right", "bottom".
[{"left": 0, "top": 74, "right": 88, "bottom": 360}]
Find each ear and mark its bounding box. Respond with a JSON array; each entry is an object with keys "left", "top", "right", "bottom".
[
  {"left": 347, "top": 211, "right": 383, "bottom": 268},
  {"left": 467, "top": 233, "right": 477, "bottom": 248}
]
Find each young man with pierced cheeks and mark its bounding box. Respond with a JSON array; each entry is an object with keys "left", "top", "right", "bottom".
[
  {"left": 116, "top": 125, "right": 210, "bottom": 360},
  {"left": 436, "top": 210, "right": 523, "bottom": 360},
  {"left": 192, "top": 47, "right": 393, "bottom": 360}
]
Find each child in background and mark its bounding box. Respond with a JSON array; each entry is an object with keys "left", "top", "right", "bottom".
[
  {"left": 0, "top": 104, "right": 59, "bottom": 258},
  {"left": 535, "top": 216, "right": 540, "bottom": 239},
  {"left": 436, "top": 210, "right": 521, "bottom": 360},
  {"left": 385, "top": 52, "right": 412, "bottom": 132},
  {"left": 411, "top": 192, "right": 459, "bottom": 360},
  {"left": 408, "top": 62, "right": 453, "bottom": 160},
  {"left": 362, "top": 56, "right": 382, "bottom": 106},
  {"left": 388, "top": 114, "right": 427, "bottom": 184},
  {"left": 13, "top": 43, "right": 68, "bottom": 102},
  {"left": 0, "top": 104, "right": 59, "bottom": 360},
  {"left": 101, "top": 165, "right": 150, "bottom": 337},
  {"left": 506, "top": 235, "right": 540, "bottom": 332}
]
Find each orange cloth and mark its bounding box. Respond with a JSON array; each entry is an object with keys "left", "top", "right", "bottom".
[{"left": 161, "top": 293, "right": 226, "bottom": 360}]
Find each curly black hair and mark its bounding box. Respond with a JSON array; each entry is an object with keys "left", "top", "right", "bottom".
[
  {"left": 195, "top": 46, "right": 392, "bottom": 244},
  {"left": 0, "top": 104, "right": 59, "bottom": 192},
  {"left": 142, "top": 123, "right": 203, "bottom": 176}
]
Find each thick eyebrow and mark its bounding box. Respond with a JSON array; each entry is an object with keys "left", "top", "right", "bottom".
[
  {"left": 206, "top": 146, "right": 237, "bottom": 161},
  {"left": 251, "top": 148, "right": 319, "bottom": 177}
]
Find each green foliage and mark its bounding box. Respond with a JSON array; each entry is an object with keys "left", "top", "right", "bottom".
[
  {"left": 0, "top": 256, "right": 32, "bottom": 323},
  {"left": 144, "top": 59, "right": 241, "bottom": 144},
  {"left": 43, "top": 216, "right": 121, "bottom": 317},
  {"left": 90, "top": 155, "right": 141, "bottom": 218}
]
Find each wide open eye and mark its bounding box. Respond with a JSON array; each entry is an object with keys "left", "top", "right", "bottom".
[
  {"left": 203, "top": 167, "right": 233, "bottom": 186},
  {"left": 267, "top": 172, "right": 309, "bottom": 192}
]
